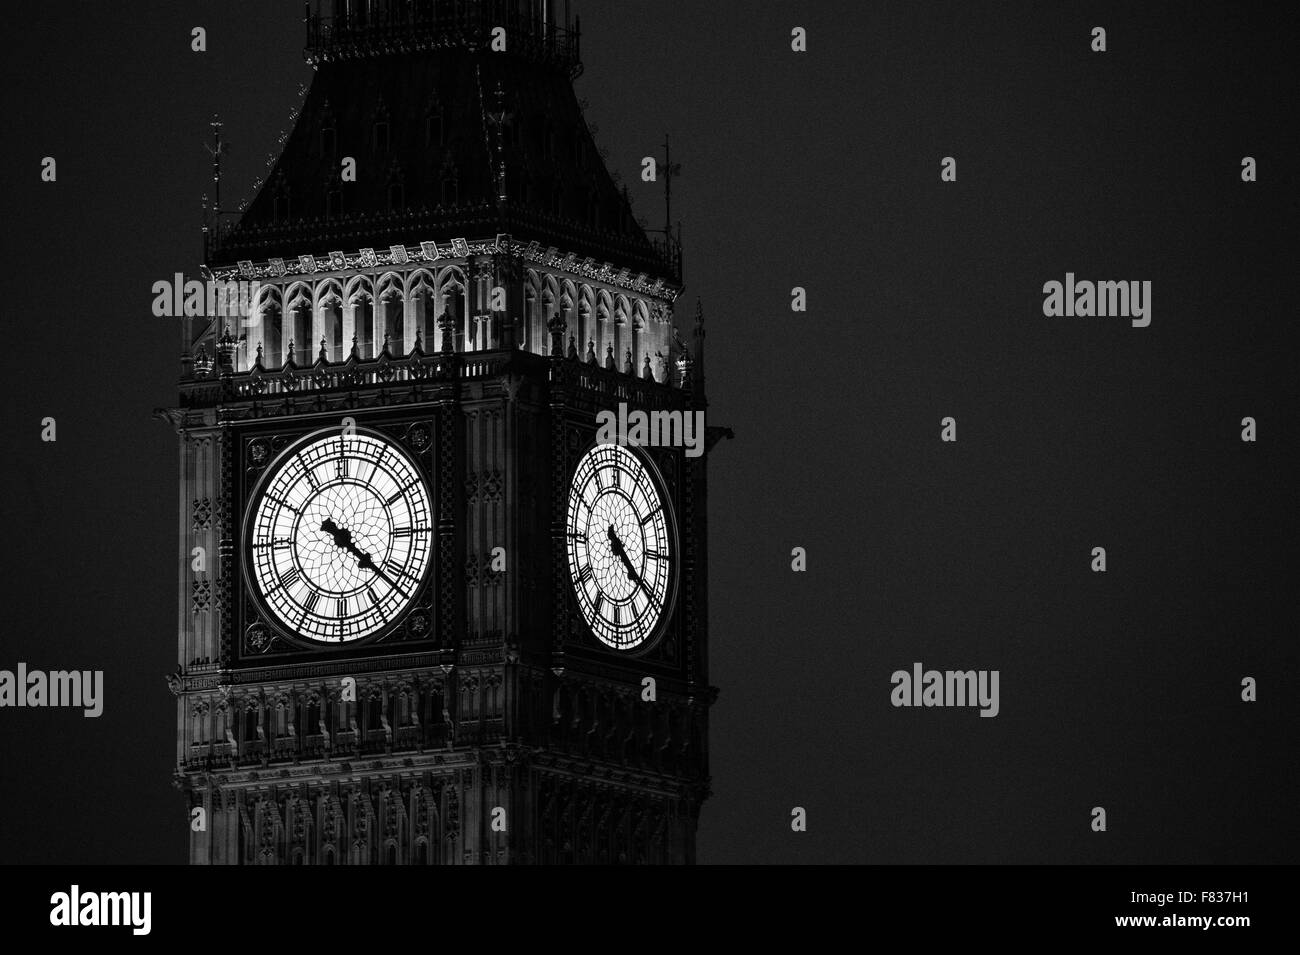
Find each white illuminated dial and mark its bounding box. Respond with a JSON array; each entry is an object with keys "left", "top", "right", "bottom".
[
  {"left": 247, "top": 430, "right": 432, "bottom": 643},
  {"left": 566, "top": 443, "right": 673, "bottom": 650}
]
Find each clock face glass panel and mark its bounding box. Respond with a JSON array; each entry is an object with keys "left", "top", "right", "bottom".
[
  {"left": 247, "top": 430, "right": 432, "bottom": 643},
  {"left": 566, "top": 443, "right": 673, "bottom": 650}
]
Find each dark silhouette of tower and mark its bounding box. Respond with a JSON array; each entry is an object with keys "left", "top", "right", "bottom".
[{"left": 161, "top": 0, "right": 722, "bottom": 864}]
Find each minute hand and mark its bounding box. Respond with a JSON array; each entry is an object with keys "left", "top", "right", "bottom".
[{"left": 606, "top": 525, "right": 642, "bottom": 583}]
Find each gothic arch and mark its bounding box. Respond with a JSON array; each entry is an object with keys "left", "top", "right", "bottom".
[
  {"left": 314, "top": 278, "right": 345, "bottom": 361},
  {"left": 376, "top": 272, "right": 405, "bottom": 354},
  {"left": 251, "top": 284, "right": 283, "bottom": 371}
]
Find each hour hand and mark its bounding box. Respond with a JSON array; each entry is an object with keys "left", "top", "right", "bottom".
[
  {"left": 321, "top": 518, "right": 368, "bottom": 566},
  {"left": 320, "top": 518, "right": 356, "bottom": 552}
]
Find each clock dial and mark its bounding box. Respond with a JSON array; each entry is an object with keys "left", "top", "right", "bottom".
[
  {"left": 566, "top": 443, "right": 674, "bottom": 650},
  {"left": 247, "top": 429, "right": 432, "bottom": 643}
]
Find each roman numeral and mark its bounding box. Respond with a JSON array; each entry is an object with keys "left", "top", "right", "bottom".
[
  {"left": 254, "top": 538, "right": 293, "bottom": 550},
  {"left": 280, "top": 567, "right": 301, "bottom": 589},
  {"left": 366, "top": 586, "right": 380, "bottom": 607},
  {"left": 594, "top": 591, "right": 604, "bottom": 615},
  {"left": 393, "top": 526, "right": 429, "bottom": 537},
  {"left": 266, "top": 494, "right": 299, "bottom": 515},
  {"left": 612, "top": 604, "right": 622, "bottom": 626},
  {"left": 646, "top": 550, "right": 670, "bottom": 562},
  {"left": 640, "top": 506, "right": 662, "bottom": 525},
  {"left": 302, "top": 591, "right": 321, "bottom": 614},
  {"left": 577, "top": 564, "right": 592, "bottom": 583},
  {"left": 337, "top": 597, "right": 348, "bottom": 619},
  {"left": 387, "top": 481, "right": 418, "bottom": 505},
  {"left": 610, "top": 467, "right": 621, "bottom": 488},
  {"left": 336, "top": 457, "right": 350, "bottom": 478}
]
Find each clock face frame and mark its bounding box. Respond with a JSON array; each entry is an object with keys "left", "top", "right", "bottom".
[
  {"left": 566, "top": 442, "right": 677, "bottom": 652},
  {"left": 243, "top": 427, "right": 434, "bottom": 646}
]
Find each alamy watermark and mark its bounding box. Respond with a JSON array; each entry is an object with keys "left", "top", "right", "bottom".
[
  {"left": 0, "top": 663, "right": 103, "bottom": 717},
  {"left": 152, "top": 273, "right": 263, "bottom": 321},
  {"left": 890, "top": 662, "right": 1000, "bottom": 717},
  {"left": 50, "top": 886, "right": 150, "bottom": 935},
  {"left": 596, "top": 402, "right": 705, "bottom": 458},
  {"left": 1042, "top": 273, "right": 1151, "bottom": 327}
]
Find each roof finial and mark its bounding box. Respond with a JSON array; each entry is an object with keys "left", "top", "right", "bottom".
[{"left": 204, "top": 115, "right": 227, "bottom": 213}]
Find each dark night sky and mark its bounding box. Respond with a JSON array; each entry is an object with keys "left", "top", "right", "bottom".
[{"left": 0, "top": 1, "right": 1295, "bottom": 864}]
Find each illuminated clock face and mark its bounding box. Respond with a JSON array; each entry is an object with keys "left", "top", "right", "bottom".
[
  {"left": 247, "top": 429, "right": 433, "bottom": 643},
  {"left": 566, "top": 443, "right": 674, "bottom": 650}
]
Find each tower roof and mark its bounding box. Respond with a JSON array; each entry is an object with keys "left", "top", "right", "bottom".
[{"left": 208, "top": 1, "right": 678, "bottom": 283}]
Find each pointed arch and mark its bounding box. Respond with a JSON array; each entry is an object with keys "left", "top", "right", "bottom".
[
  {"left": 251, "top": 285, "right": 283, "bottom": 370},
  {"left": 407, "top": 268, "right": 437, "bottom": 350},
  {"left": 345, "top": 275, "right": 375, "bottom": 358},
  {"left": 578, "top": 284, "right": 595, "bottom": 358},
  {"left": 314, "top": 278, "right": 345, "bottom": 361},
  {"left": 632, "top": 299, "right": 650, "bottom": 378},
  {"left": 524, "top": 269, "right": 543, "bottom": 353},
  {"left": 376, "top": 271, "right": 405, "bottom": 355},
  {"left": 434, "top": 266, "right": 467, "bottom": 351}
]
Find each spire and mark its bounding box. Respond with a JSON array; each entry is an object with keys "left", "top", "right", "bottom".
[
  {"left": 547, "top": 312, "right": 567, "bottom": 358},
  {"left": 438, "top": 310, "right": 456, "bottom": 353},
  {"left": 658, "top": 134, "right": 683, "bottom": 243},
  {"left": 487, "top": 81, "right": 512, "bottom": 205},
  {"left": 693, "top": 298, "right": 705, "bottom": 388}
]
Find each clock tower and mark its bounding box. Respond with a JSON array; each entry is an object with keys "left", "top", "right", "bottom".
[{"left": 160, "top": 0, "right": 723, "bottom": 865}]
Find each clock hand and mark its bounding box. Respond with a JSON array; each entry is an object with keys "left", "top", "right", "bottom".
[
  {"left": 321, "top": 518, "right": 376, "bottom": 570},
  {"left": 606, "top": 524, "right": 641, "bottom": 584},
  {"left": 355, "top": 550, "right": 400, "bottom": 590},
  {"left": 320, "top": 518, "right": 362, "bottom": 557}
]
